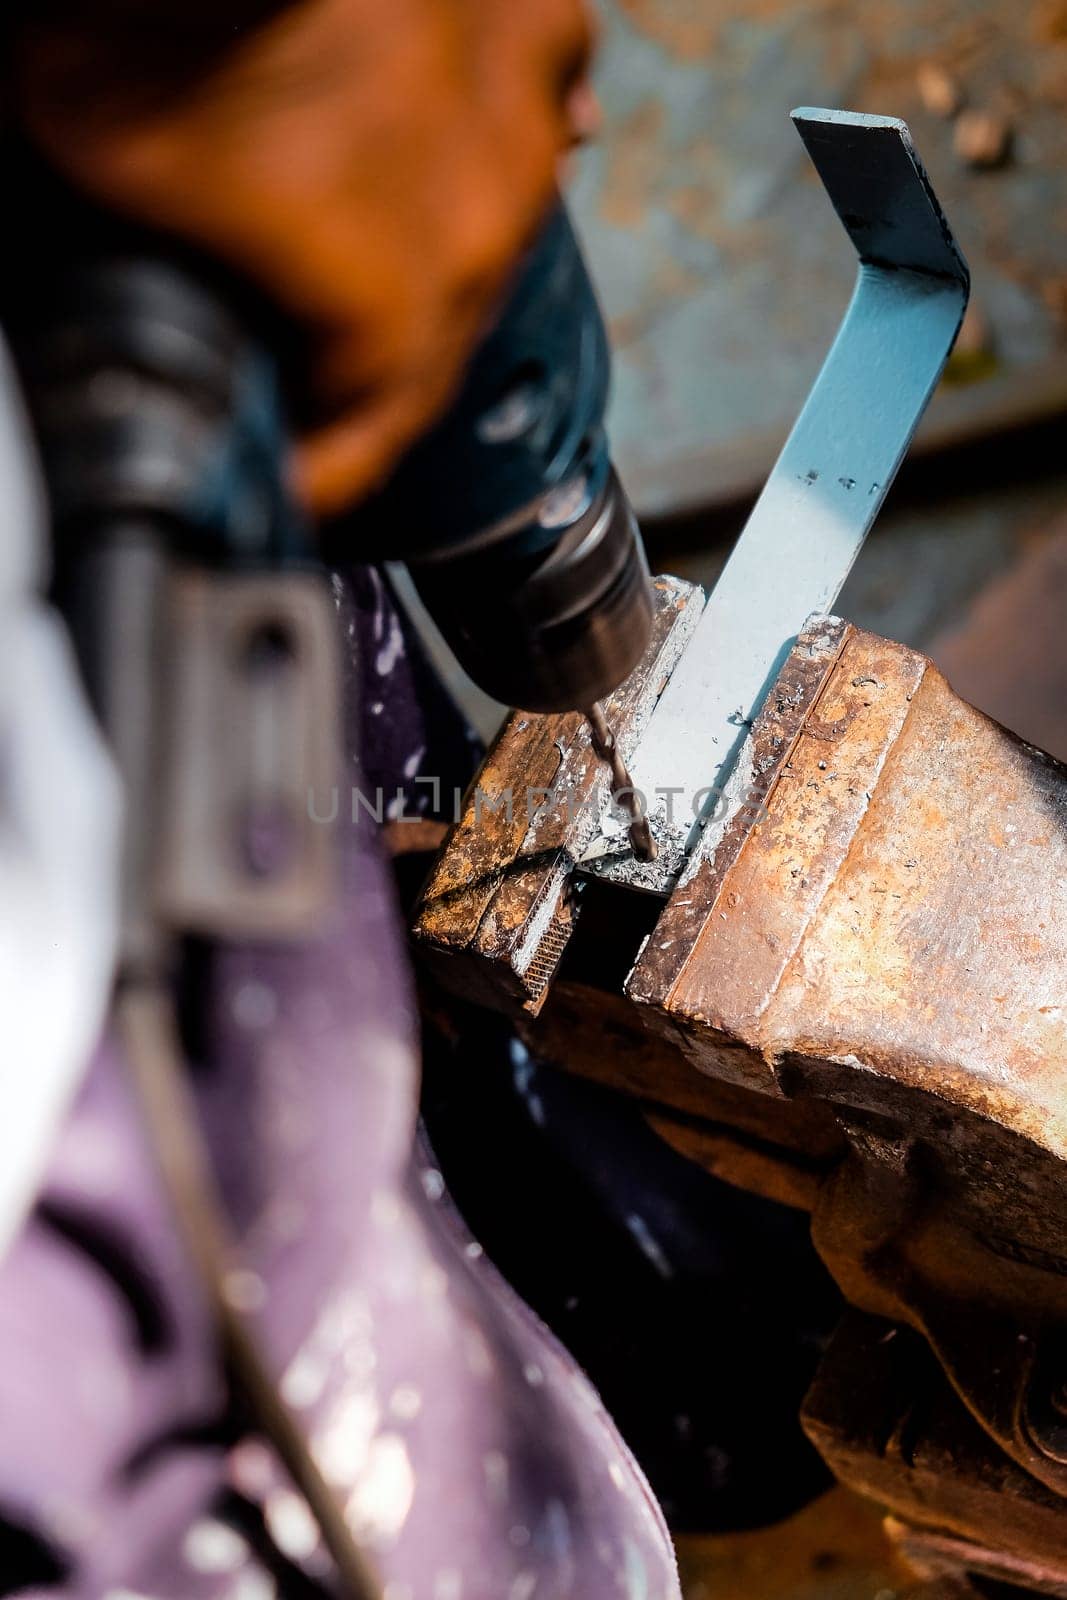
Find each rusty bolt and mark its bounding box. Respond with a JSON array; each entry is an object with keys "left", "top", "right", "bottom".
[
  {"left": 954, "top": 109, "right": 1013, "bottom": 170},
  {"left": 916, "top": 62, "right": 963, "bottom": 119}
]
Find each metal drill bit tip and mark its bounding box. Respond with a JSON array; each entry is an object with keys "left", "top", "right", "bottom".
[{"left": 584, "top": 703, "right": 656, "bottom": 862}]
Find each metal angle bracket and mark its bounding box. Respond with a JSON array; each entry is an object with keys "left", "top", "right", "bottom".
[{"left": 585, "top": 108, "right": 970, "bottom": 890}]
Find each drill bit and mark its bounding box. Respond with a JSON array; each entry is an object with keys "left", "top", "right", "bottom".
[{"left": 585, "top": 702, "right": 656, "bottom": 861}]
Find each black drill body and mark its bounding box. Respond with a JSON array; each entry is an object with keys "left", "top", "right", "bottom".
[{"left": 8, "top": 184, "right": 654, "bottom": 857}]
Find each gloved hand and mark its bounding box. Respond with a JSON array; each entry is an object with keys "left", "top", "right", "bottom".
[{"left": 12, "top": 0, "right": 596, "bottom": 515}]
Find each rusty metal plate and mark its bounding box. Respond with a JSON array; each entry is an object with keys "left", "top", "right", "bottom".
[{"left": 570, "top": 0, "right": 1067, "bottom": 517}]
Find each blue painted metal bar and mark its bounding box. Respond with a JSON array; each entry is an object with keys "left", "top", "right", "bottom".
[{"left": 589, "top": 109, "right": 969, "bottom": 885}]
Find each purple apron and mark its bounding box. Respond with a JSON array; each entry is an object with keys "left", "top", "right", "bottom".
[{"left": 0, "top": 567, "right": 680, "bottom": 1600}]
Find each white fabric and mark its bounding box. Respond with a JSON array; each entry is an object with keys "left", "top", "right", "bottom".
[{"left": 0, "top": 339, "right": 122, "bottom": 1258}]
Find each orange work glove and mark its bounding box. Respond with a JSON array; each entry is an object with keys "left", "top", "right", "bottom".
[{"left": 14, "top": 0, "right": 596, "bottom": 514}]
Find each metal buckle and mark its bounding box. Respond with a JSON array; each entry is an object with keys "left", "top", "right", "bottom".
[{"left": 156, "top": 570, "right": 340, "bottom": 940}]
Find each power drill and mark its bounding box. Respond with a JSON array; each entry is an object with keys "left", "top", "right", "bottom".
[
  {"left": 333, "top": 202, "right": 656, "bottom": 853},
  {"left": 9, "top": 184, "right": 656, "bottom": 867}
]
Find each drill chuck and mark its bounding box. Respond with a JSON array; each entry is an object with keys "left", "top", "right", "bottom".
[{"left": 411, "top": 464, "right": 652, "bottom": 713}]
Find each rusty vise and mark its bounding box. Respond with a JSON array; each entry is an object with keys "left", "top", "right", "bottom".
[{"left": 413, "top": 110, "right": 1067, "bottom": 1598}]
